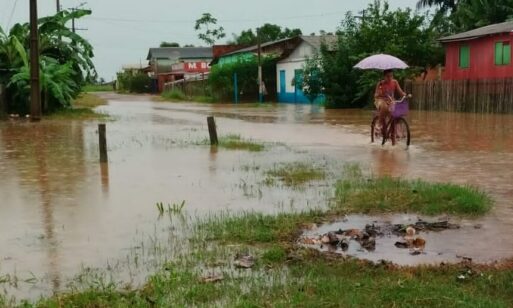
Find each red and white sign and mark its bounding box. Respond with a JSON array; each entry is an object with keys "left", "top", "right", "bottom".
[{"left": 184, "top": 62, "right": 209, "bottom": 73}]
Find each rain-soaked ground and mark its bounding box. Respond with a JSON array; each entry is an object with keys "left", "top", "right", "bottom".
[{"left": 1, "top": 93, "right": 513, "bottom": 300}]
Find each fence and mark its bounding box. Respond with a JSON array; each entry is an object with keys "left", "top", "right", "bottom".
[
  {"left": 164, "top": 77, "right": 210, "bottom": 98},
  {"left": 405, "top": 79, "right": 513, "bottom": 114}
]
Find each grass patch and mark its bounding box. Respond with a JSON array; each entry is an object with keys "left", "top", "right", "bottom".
[
  {"left": 46, "top": 108, "right": 108, "bottom": 120},
  {"left": 264, "top": 162, "right": 326, "bottom": 187},
  {"left": 159, "top": 89, "right": 217, "bottom": 104},
  {"left": 73, "top": 93, "right": 108, "bottom": 108},
  {"left": 161, "top": 88, "right": 187, "bottom": 101},
  {"left": 82, "top": 84, "right": 113, "bottom": 92},
  {"left": 334, "top": 166, "right": 492, "bottom": 216},
  {"left": 216, "top": 134, "right": 264, "bottom": 152}
]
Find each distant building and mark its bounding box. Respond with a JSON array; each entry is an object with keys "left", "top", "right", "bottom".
[
  {"left": 277, "top": 35, "right": 336, "bottom": 104},
  {"left": 146, "top": 47, "right": 213, "bottom": 92},
  {"left": 214, "top": 35, "right": 337, "bottom": 104},
  {"left": 440, "top": 21, "right": 513, "bottom": 80}
]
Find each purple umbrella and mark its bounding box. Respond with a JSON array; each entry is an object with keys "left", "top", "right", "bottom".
[{"left": 354, "top": 54, "right": 409, "bottom": 70}]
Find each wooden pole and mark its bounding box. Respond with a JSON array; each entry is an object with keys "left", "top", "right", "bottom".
[
  {"left": 99, "top": 124, "right": 108, "bottom": 163},
  {"left": 207, "top": 116, "right": 218, "bottom": 146},
  {"left": 233, "top": 72, "right": 239, "bottom": 104},
  {"left": 30, "top": 0, "right": 41, "bottom": 121},
  {"left": 56, "top": 0, "right": 61, "bottom": 12},
  {"left": 257, "top": 28, "right": 263, "bottom": 103}
]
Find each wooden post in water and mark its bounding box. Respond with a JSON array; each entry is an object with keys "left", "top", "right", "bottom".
[
  {"left": 99, "top": 124, "right": 108, "bottom": 163},
  {"left": 207, "top": 116, "right": 218, "bottom": 146}
]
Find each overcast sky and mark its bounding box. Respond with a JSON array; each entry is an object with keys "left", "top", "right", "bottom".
[{"left": 2, "top": 0, "right": 418, "bottom": 79}]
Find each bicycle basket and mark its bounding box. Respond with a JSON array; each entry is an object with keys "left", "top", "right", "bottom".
[{"left": 391, "top": 100, "right": 409, "bottom": 117}]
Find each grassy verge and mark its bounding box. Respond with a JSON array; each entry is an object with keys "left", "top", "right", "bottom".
[
  {"left": 264, "top": 162, "right": 326, "bottom": 187},
  {"left": 46, "top": 93, "right": 109, "bottom": 120},
  {"left": 82, "top": 84, "right": 113, "bottom": 92},
  {"left": 73, "top": 93, "right": 108, "bottom": 108},
  {"left": 159, "top": 89, "right": 216, "bottom": 104}
]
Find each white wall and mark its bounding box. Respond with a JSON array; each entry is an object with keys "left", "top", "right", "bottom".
[{"left": 276, "top": 41, "right": 317, "bottom": 94}]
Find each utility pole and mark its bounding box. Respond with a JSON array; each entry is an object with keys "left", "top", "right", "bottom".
[
  {"left": 30, "top": 0, "right": 41, "bottom": 121},
  {"left": 56, "top": 0, "right": 61, "bottom": 12},
  {"left": 71, "top": 8, "right": 75, "bottom": 32},
  {"left": 257, "top": 28, "right": 263, "bottom": 103}
]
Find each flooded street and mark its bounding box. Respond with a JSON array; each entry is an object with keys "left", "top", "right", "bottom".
[{"left": 1, "top": 93, "right": 513, "bottom": 299}]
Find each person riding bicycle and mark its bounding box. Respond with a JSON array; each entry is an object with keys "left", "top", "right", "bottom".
[{"left": 374, "top": 69, "right": 406, "bottom": 135}]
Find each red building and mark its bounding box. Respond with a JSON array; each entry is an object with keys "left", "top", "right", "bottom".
[{"left": 440, "top": 21, "right": 513, "bottom": 80}]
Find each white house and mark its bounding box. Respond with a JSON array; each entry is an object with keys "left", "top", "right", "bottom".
[{"left": 276, "top": 35, "right": 337, "bottom": 104}]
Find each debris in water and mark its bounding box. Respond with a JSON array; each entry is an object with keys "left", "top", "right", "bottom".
[
  {"left": 395, "top": 242, "right": 409, "bottom": 249},
  {"left": 394, "top": 220, "right": 459, "bottom": 235},
  {"left": 234, "top": 254, "right": 255, "bottom": 269}
]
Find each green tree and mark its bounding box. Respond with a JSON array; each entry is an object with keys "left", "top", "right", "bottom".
[
  {"left": 0, "top": 9, "right": 95, "bottom": 114},
  {"left": 194, "top": 13, "right": 226, "bottom": 46},
  {"left": 296, "top": 54, "right": 324, "bottom": 103},
  {"left": 451, "top": 0, "right": 513, "bottom": 30},
  {"left": 160, "top": 42, "right": 180, "bottom": 47},
  {"left": 231, "top": 24, "right": 302, "bottom": 45},
  {"left": 322, "top": 0, "right": 442, "bottom": 108}
]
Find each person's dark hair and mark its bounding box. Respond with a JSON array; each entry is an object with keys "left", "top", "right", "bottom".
[{"left": 383, "top": 69, "right": 393, "bottom": 75}]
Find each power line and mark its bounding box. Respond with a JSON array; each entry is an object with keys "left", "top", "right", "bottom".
[{"left": 88, "top": 10, "right": 348, "bottom": 25}]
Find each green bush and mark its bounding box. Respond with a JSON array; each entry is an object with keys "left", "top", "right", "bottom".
[
  {"left": 209, "top": 57, "right": 277, "bottom": 101},
  {"left": 117, "top": 72, "right": 152, "bottom": 93},
  {"left": 162, "top": 88, "right": 187, "bottom": 101}
]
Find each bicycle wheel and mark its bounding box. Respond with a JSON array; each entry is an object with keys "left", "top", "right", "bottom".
[
  {"left": 392, "top": 117, "right": 411, "bottom": 149},
  {"left": 371, "top": 116, "right": 381, "bottom": 143}
]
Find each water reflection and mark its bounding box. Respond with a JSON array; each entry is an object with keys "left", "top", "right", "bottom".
[
  {"left": 100, "top": 162, "right": 110, "bottom": 195},
  {"left": 0, "top": 121, "right": 88, "bottom": 294}
]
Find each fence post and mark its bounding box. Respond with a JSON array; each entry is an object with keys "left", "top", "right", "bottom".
[
  {"left": 99, "top": 123, "right": 108, "bottom": 163},
  {"left": 207, "top": 116, "right": 218, "bottom": 145}
]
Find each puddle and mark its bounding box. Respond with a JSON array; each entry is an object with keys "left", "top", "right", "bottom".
[{"left": 301, "top": 215, "right": 504, "bottom": 266}]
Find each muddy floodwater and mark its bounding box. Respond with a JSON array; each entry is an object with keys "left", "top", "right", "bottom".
[{"left": 1, "top": 93, "right": 513, "bottom": 299}]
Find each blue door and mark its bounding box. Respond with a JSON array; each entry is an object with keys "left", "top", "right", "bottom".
[{"left": 279, "top": 70, "right": 286, "bottom": 101}]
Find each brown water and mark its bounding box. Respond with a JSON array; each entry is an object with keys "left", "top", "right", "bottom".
[{"left": 1, "top": 93, "right": 512, "bottom": 299}]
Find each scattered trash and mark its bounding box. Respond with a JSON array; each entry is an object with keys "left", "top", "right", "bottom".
[{"left": 234, "top": 254, "right": 255, "bottom": 269}]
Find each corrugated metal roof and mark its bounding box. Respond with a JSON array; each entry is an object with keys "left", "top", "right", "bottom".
[
  {"left": 301, "top": 35, "right": 338, "bottom": 50},
  {"left": 146, "top": 47, "right": 213, "bottom": 60},
  {"left": 222, "top": 35, "right": 337, "bottom": 57},
  {"left": 439, "top": 21, "right": 513, "bottom": 43}
]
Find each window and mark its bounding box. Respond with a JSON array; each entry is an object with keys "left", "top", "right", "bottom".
[
  {"left": 459, "top": 45, "right": 470, "bottom": 68},
  {"left": 495, "top": 41, "right": 511, "bottom": 65}
]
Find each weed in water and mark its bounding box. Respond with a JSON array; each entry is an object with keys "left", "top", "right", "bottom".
[
  {"left": 156, "top": 201, "right": 186, "bottom": 217},
  {"left": 264, "top": 162, "right": 326, "bottom": 188},
  {"left": 215, "top": 135, "right": 265, "bottom": 152}
]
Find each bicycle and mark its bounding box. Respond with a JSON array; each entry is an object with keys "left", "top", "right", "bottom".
[{"left": 371, "top": 95, "right": 411, "bottom": 149}]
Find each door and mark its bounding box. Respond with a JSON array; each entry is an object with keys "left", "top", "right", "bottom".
[
  {"left": 294, "top": 69, "right": 304, "bottom": 103},
  {"left": 279, "top": 70, "right": 286, "bottom": 101}
]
